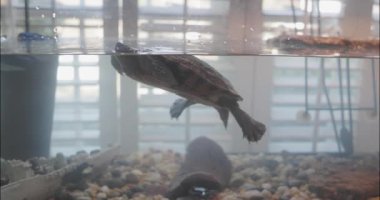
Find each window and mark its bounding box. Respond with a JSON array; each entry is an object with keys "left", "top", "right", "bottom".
[
  {"left": 269, "top": 57, "right": 363, "bottom": 153},
  {"left": 4, "top": 0, "right": 104, "bottom": 51},
  {"left": 51, "top": 55, "right": 100, "bottom": 156},
  {"left": 259, "top": 0, "right": 378, "bottom": 153},
  {"left": 137, "top": 0, "right": 229, "bottom": 50},
  {"left": 262, "top": 0, "right": 344, "bottom": 39},
  {"left": 372, "top": 0, "right": 379, "bottom": 37}
]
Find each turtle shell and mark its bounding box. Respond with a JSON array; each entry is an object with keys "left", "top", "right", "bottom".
[
  {"left": 112, "top": 42, "right": 243, "bottom": 106},
  {"left": 113, "top": 43, "right": 266, "bottom": 142},
  {"left": 148, "top": 55, "right": 243, "bottom": 103}
]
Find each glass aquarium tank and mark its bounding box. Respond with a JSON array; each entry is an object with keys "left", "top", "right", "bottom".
[{"left": 1, "top": 0, "right": 379, "bottom": 199}]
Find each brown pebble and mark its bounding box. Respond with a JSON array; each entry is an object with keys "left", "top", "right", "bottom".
[
  {"left": 145, "top": 184, "right": 168, "bottom": 195},
  {"left": 125, "top": 173, "right": 139, "bottom": 184}
]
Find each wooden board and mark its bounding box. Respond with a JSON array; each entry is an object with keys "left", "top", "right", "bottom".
[{"left": 0, "top": 146, "right": 120, "bottom": 200}]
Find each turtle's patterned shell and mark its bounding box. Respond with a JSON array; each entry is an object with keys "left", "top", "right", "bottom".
[
  {"left": 152, "top": 55, "right": 243, "bottom": 102},
  {"left": 112, "top": 43, "right": 266, "bottom": 142}
]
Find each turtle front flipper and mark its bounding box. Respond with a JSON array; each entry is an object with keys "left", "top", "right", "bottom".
[{"left": 170, "top": 98, "right": 195, "bottom": 119}]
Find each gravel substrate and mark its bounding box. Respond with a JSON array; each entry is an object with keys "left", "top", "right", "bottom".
[{"left": 52, "top": 150, "right": 379, "bottom": 200}]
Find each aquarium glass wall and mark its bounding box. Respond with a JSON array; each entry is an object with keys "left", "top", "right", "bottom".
[
  {"left": 48, "top": 55, "right": 379, "bottom": 156},
  {"left": 1, "top": 1, "right": 379, "bottom": 199},
  {"left": 1, "top": 0, "right": 379, "bottom": 157}
]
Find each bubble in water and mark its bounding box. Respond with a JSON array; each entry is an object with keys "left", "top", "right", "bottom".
[
  {"left": 241, "top": 25, "right": 245, "bottom": 28},
  {"left": 1, "top": 35, "right": 7, "bottom": 42},
  {"left": 41, "top": 14, "right": 45, "bottom": 18},
  {"left": 249, "top": 27, "right": 254, "bottom": 32},
  {"left": 244, "top": 38, "right": 248, "bottom": 42},
  {"left": 35, "top": 6, "right": 40, "bottom": 10},
  {"left": 52, "top": 12, "right": 56, "bottom": 18},
  {"left": 53, "top": 27, "right": 58, "bottom": 33},
  {"left": 223, "top": 41, "right": 227, "bottom": 44}
]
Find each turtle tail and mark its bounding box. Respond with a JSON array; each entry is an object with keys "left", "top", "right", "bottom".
[{"left": 229, "top": 105, "right": 266, "bottom": 142}]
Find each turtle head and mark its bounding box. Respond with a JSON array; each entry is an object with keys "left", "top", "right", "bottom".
[
  {"left": 114, "top": 42, "right": 138, "bottom": 53},
  {"left": 111, "top": 42, "right": 140, "bottom": 76}
]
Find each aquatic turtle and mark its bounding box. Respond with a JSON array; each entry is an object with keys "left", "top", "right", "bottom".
[{"left": 111, "top": 42, "right": 266, "bottom": 142}]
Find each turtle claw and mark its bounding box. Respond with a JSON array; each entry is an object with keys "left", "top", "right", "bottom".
[{"left": 242, "top": 120, "right": 266, "bottom": 142}]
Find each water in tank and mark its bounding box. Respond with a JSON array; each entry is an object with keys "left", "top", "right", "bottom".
[{"left": 1, "top": 0, "right": 379, "bottom": 200}]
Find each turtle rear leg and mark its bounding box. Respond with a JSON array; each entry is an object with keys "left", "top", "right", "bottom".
[
  {"left": 229, "top": 105, "right": 266, "bottom": 142},
  {"left": 170, "top": 98, "right": 195, "bottom": 119},
  {"left": 216, "top": 108, "right": 229, "bottom": 128}
]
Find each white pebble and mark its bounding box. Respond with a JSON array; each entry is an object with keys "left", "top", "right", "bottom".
[
  {"left": 96, "top": 192, "right": 107, "bottom": 199},
  {"left": 290, "top": 197, "right": 305, "bottom": 200},
  {"left": 241, "top": 190, "right": 263, "bottom": 200},
  {"left": 240, "top": 167, "right": 256, "bottom": 176},
  {"left": 145, "top": 172, "right": 161, "bottom": 182},
  {"left": 298, "top": 191, "right": 309, "bottom": 199},
  {"left": 77, "top": 197, "right": 91, "bottom": 200},
  {"left": 100, "top": 185, "right": 110, "bottom": 193},
  {"left": 261, "top": 189, "right": 272, "bottom": 198},
  {"left": 290, "top": 186, "right": 300, "bottom": 195},
  {"left": 282, "top": 190, "right": 292, "bottom": 199},
  {"left": 276, "top": 186, "right": 289, "bottom": 195},
  {"left": 71, "top": 191, "right": 86, "bottom": 198},
  {"left": 152, "top": 153, "right": 163, "bottom": 162},
  {"left": 305, "top": 168, "right": 316, "bottom": 175},
  {"left": 262, "top": 183, "right": 272, "bottom": 190},
  {"left": 273, "top": 156, "right": 284, "bottom": 163},
  {"left": 132, "top": 169, "right": 143, "bottom": 176}
]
